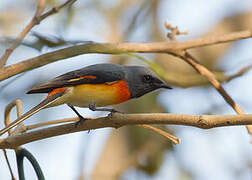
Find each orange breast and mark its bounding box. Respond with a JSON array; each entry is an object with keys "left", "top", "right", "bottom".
[
  {"left": 66, "top": 80, "right": 131, "bottom": 107},
  {"left": 111, "top": 80, "right": 131, "bottom": 104}
]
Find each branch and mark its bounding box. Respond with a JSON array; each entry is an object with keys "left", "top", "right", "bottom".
[
  {"left": 39, "top": 0, "right": 77, "bottom": 21},
  {"left": 163, "top": 65, "right": 251, "bottom": 88},
  {"left": 2, "top": 149, "right": 16, "bottom": 180},
  {"left": 127, "top": 52, "right": 251, "bottom": 88},
  {"left": 1, "top": 113, "right": 252, "bottom": 149},
  {"left": 0, "top": 0, "right": 46, "bottom": 67},
  {"left": 25, "top": 116, "right": 181, "bottom": 144},
  {"left": 0, "top": 30, "right": 251, "bottom": 82},
  {"left": 173, "top": 51, "right": 252, "bottom": 134},
  {"left": 0, "top": 0, "right": 76, "bottom": 67},
  {"left": 163, "top": 23, "right": 252, "bottom": 135},
  {"left": 4, "top": 99, "right": 23, "bottom": 135},
  {"left": 138, "top": 124, "right": 180, "bottom": 144}
]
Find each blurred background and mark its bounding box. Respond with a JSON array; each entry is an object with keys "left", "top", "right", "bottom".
[{"left": 1, "top": 0, "right": 252, "bottom": 179}]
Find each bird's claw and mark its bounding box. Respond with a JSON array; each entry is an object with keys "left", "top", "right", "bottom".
[
  {"left": 107, "top": 109, "right": 123, "bottom": 119},
  {"left": 75, "top": 116, "right": 89, "bottom": 127}
]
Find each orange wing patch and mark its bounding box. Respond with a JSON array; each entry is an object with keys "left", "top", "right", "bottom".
[
  {"left": 68, "top": 75, "right": 96, "bottom": 82},
  {"left": 46, "top": 88, "right": 66, "bottom": 99}
]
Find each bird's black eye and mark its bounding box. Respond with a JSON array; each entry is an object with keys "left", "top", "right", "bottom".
[{"left": 143, "top": 75, "right": 152, "bottom": 83}]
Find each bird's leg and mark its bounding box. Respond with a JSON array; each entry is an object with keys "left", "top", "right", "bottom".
[
  {"left": 68, "top": 104, "right": 89, "bottom": 126},
  {"left": 88, "top": 102, "right": 121, "bottom": 118},
  {"left": 88, "top": 102, "right": 119, "bottom": 113}
]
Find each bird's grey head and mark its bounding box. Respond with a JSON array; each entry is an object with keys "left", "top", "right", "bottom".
[{"left": 124, "top": 66, "right": 172, "bottom": 98}]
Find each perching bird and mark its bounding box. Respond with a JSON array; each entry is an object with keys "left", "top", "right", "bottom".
[{"left": 0, "top": 63, "right": 172, "bottom": 135}]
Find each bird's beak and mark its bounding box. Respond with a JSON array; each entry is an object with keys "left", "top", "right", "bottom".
[{"left": 161, "top": 83, "right": 172, "bottom": 89}]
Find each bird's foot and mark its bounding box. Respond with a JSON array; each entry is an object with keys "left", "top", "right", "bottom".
[
  {"left": 75, "top": 116, "right": 89, "bottom": 127},
  {"left": 88, "top": 102, "right": 123, "bottom": 119},
  {"left": 107, "top": 109, "right": 124, "bottom": 119},
  {"left": 88, "top": 102, "right": 121, "bottom": 113}
]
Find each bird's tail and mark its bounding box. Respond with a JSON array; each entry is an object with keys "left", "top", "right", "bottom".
[{"left": 0, "top": 92, "right": 65, "bottom": 136}]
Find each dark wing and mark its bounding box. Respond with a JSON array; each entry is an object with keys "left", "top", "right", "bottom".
[{"left": 27, "top": 64, "right": 125, "bottom": 94}]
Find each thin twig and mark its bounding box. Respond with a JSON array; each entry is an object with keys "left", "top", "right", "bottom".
[
  {"left": 173, "top": 51, "right": 252, "bottom": 134},
  {"left": 39, "top": 0, "right": 77, "bottom": 21},
  {"left": 25, "top": 117, "right": 181, "bottom": 144},
  {"left": 0, "top": 30, "right": 251, "bottom": 82},
  {"left": 2, "top": 113, "right": 252, "bottom": 149},
  {"left": 0, "top": 0, "right": 46, "bottom": 67},
  {"left": 0, "top": 0, "right": 77, "bottom": 67},
  {"left": 137, "top": 124, "right": 180, "bottom": 144},
  {"left": 2, "top": 149, "right": 16, "bottom": 180},
  {"left": 127, "top": 53, "right": 251, "bottom": 87},
  {"left": 164, "top": 23, "right": 252, "bottom": 135},
  {"left": 165, "top": 20, "right": 188, "bottom": 41},
  {"left": 4, "top": 99, "right": 23, "bottom": 135},
  {"left": 26, "top": 118, "right": 78, "bottom": 130},
  {"left": 25, "top": 117, "right": 93, "bottom": 131}
]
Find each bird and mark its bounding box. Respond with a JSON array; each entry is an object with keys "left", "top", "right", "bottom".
[{"left": 0, "top": 63, "right": 172, "bottom": 135}]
